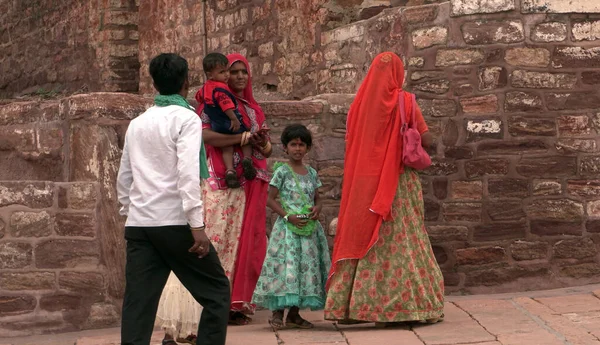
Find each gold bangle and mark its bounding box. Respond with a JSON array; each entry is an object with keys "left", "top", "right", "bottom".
[
  {"left": 262, "top": 141, "right": 271, "bottom": 152},
  {"left": 240, "top": 132, "right": 251, "bottom": 146},
  {"left": 190, "top": 225, "right": 206, "bottom": 231}
]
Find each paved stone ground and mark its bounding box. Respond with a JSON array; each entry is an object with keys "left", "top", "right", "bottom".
[{"left": 4, "top": 284, "right": 600, "bottom": 345}]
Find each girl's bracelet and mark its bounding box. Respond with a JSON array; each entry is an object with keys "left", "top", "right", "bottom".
[
  {"left": 261, "top": 141, "right": 272, "bottom": 152},
  {"left": 240, "top": 131, "right": 251, "bottom": 146}
]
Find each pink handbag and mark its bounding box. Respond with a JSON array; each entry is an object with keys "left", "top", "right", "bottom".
[{"left": 399, "top": 92, "right": 432, "bottom": 170}]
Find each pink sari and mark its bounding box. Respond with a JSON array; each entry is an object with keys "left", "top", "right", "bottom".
[{"left": 196, "top": 54, "right": 269, "bottom": 315}]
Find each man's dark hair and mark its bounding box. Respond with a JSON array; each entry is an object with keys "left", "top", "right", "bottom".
[
  {"left": 149, "top": 53, "right": 189, "bottom": 95},
  {"left": 203, "top": 52, "right": 229, "bottom": 73},
  {"left": 281, "top": 124, "right": 313, "bottom": 148}
]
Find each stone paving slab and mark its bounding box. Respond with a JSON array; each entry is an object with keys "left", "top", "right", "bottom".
[{"left": 6, "top": 285, "right": 600, "bottom": 345}]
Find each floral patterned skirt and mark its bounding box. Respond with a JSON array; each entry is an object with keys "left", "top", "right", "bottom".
[
  {"left": 324, "top": 169, "right": 444, "bottom": 322},
  {"left": 252, "top": 220, "right": 331, "bottom": 311},
  {"left": 156, "top": 183, "right": 246, "bottom": 336}
]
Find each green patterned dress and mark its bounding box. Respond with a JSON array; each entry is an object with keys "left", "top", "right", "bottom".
[
  {"left": 324, "top": 169, "right": 444, "bottom": 322},
  {"left": 252, "top": 164, "right": 331, "bottom": 311}
]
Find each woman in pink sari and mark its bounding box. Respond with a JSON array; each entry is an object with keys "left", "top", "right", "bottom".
[{"left": 198, "top": 53, "right": 271, "bottom": 325}]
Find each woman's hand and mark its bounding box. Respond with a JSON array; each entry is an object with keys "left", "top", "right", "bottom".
[
  {"left": 288, "top": 215, "right": 308, "bottom": 228},
  {"left": 309, "top": 205, "right": 321, "bottom": 220},
  {"left": 249, "top": 131, "right": 268, "bottom": 147}
]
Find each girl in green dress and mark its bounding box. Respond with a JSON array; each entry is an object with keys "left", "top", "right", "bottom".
[{"left": 252, "top": 124, "right": 331, "bottom": 329}]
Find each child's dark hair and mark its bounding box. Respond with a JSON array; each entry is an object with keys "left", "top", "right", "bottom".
[
  {"left": 203, "top": 52, "right": 229, "bottom": 73},
  {"left": 149, "top": 53, "right": 189, "bottom": 95},
  {"left": 281, "top": 124, "right": 312, "bottom": 148}
]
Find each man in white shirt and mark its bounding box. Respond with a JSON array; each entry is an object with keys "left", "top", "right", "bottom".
[{"left": 117, "top": 53, "right": 229, "bottom": 345}]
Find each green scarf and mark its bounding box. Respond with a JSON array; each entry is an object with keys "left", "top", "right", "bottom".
[{"left": 155, "top": 94, "right": 210, "bottom": 179}]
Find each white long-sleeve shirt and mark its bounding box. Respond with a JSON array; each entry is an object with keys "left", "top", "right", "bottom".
[{"left": 116, "top": 105, "right": 204, "bottom": 228}]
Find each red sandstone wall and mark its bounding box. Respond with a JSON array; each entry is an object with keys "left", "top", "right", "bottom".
[{"left": 0, "top": 0, "right": 139, "bottom": 98}]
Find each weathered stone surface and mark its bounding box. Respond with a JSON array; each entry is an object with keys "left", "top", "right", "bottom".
[
  {"left": 531, "top": 22, "right": 567, "bottom": 42},
  {"left": 572, "top": 20, "right": 600, "bottom": 41},
  {"left": 417, "top": 98, "right": 457, "bottom": 117},
  {"left": 412, "top": 26, "right": 448, "bottom": 49},
  {"left": 411, "top": 71, "right": 446, "bottom": 81},
  {"left": 465, "top": 159, "right": 509, "bottom": 178},
  {"left": 588, "top": 200, "right": 600, "bottom": 218},
  {"left": 486, "top": 201, "right": 526, "bottom": 221},
  {"left": 424, "top": 199, "right": 441, "bottom": 221},
  {"left": 262, "top": 101, "right": 324, "bottom": 119},
  {"left": 508, "top": 116, "right": 556, "bottom": 137},
  {"left": 517, "top": 156, "right": 577, "bottom": 177},
  {"left": 10, "top": 211, "right": 52, "bottom": 237},
  {"left": 530, "top": 220, "right": 582, "bottom": 236},
  {"left": 39, "top": 293, "right": 83, "bottom": 312},
  {"left": 451, "top": 0, "right": 515, "bottom": 16},
  {"left": 553, "top": 47, "right": 600, "bottom": 69},
  {"left": 62, "top": 93, "right": 152, "bottom": 120},
  {"left": 456, "top": 246, "right": 505, "bottom": 265},
  {"left": 474, "top": 221, "right": 527, "bottom": 241},
  {"left": 460, "top": 94, "right": 498, "bottom": 114},
  {"left": 451, "top": 181, "right": 483, "bottom": 200},
  {"left": 462, "top": 20, "right": 524, "bottom": 45},
  {"left": 422, "top": 159, "right": 459, "bottom": 176},
  {"left": 59, "top": 272, "right": 105, "bottom": 295},
  {"left": 0, "top": 219, "right": 4, "bottom": 239},
  {"left": 466, "top": 119, "right": 503, "bottom": 142},
  {"left": 465, "top": 265, "right": 549, "bottom": 287},
  {"left": 548, "top": 92, "right": 600, "bottom": 111},
  {"left": 313, "top": 136, "right": 345, "bottom": 162},
  {"left": 0, "top": 272, "right": 55, "bottom": 290},
  {"left": 443, "top": 119, "right": 460, "bottom": 146},
  {"left": 0, "top": 127, "right": 35, "bottom": 151},
  {"left": 85, "top": 302, "right": 120, "bottom": 328},
  {"left": 510, "top": 241, "right": 548, "bottom": 261},
  {"left": 433, "top": 178, "right": 448, "bottom": 199},
  {"left": 413, "top": 79, "right": 450, "bottom": 94},
  {"left": 436, "top": 49, "right": 485, "bottom": 67},
  {"left": 558, "top": 115, "right": 593, "bottom": 137},
  {"left": 505, "top": 47, "right": 550, "bottom": 67},
  {"left": 587, "top": 219, "right": 600, "bottom": 233},
  {"left": 408, "top": 57, "right": 425, "bottom": 68},
  {"left": 427, "top": 225, "right": 469, "bottom": 242},
  {"left": 445, "top": 146, "right": 474, "bottom": 159},
  {"left": 442, "top": 202, "right": 482, "bottom": 222},
  {"left": 554, "top": 238, "right": 596, "bottom": 259},
  {"left": 55, "top": 213, "right": 96, "bottom": 237},
  {"left": 478, "top": 140, "right": 547, "bottom": 156},
  {"left": 556, "top": 139, "right": 597, "bottom": 153},
  {"left": 533, "top": 179, "right": 562, "bottom": 196},
  {"left": 0, "top": 182, "right": 54, "bottom": 208},
  {"left": 59, "top": 183, "right": 98, "bottom": 210},
  {"left": 35, "top": 240, "right": 100, "bottom": 269},
  {"left": 0, "top": 242, "right": 33, "bottom": 269},
  {"left": 581, "top": 156, "right": 600, "bottom": 176},
  {"left": 433, "top": 246, "right": 448, "bottom": 264},
  {"left": 0, "top": 295, "right": 37, "bottom": 316},
  {"left": 403, "top": 5, "right": 438, "bottom": 24},
  {"left": 479, "top": 66, "right": 506, "bottom": 91},
  {"left": 523, "top": 0, "right": 600, "bottom": 13},
  {"left": 454, "top": 83, "right": 473, "bottom": 96},
  {"left": 559, "top": 263, "right": 600, "bottom": 278},
  {"left": 488, "top": 179, "right": 528, "bottom": 199},
  {"left": 504, "top": 91, "right": 543, "bottom": 112},
  {"left": 582, "top": 72, "right": 600, "bottom": 85},
  {"left": 511, "top": 70, "right": 577, "bottom": 89},
  {"left": 525, "top": 199, "right": 584, "bottom": 221}
]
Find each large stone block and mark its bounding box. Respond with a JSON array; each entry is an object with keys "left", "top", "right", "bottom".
[
  {"left": 477, "top": 140, "right": 548, "bottom": 156},
  {"left": 0, "top": 295, "right": 37, "bottom": 316},
  {"left": 516, "top": 156, "right": 577, "bottom": 177},
  {"left": 522, "top": 0, "right": 600, "bottom": 13},
  {"left": 10, "top": 211, "right": 52, "bottom": 237},
  {"left": 417, "top": 99, "right": 458, "bottom": 117},
  {"left": 530, "top": 220, "right": 582, "bottom": 236},
  {"left": 478, "top": 66, "right": 507, "bottom": 91},
  {"left": 581, "top": 156, "right": 600, "bottom": 176},
  {"left": 435, "top": 49, "right": 485, "bottom": 67},
  {"left": 504, "top": 91, "right": 543, "bottom": 112},
  {"left": 0, "top": 182, "right": 54, "bottom": 208},
  {"left": 0, "top": 101, "right": 61, "bottom": 126},
  {"left": 422, "top": 159, "right": 459, "bottom": 176},
  {"left": 460, "top": 94, "right": 498, "bottom": 114},
  {"left": 412, "top": 26, "right": 448, "bottom": 49},
  {"left": 412, "top": 79, "right": 450, "bottom": 94},
  {"left": 485, "top": 201, "right": 526, "bottom": 221},
  {"left": 39, "top": 293, "right": 83, "bottom": 312},
  {"left": 442, "top": 202, "right": 482, "bottom": 222},
  {"left": 488, "top": 178, "right": 528, "bottom": 199},
  {"left": 55, "top": 213, "right": 96, "bottom": 237},
  {"left": 403, "top": 5, "right": 438, "bottom": 24},
  {"left": 465, "top": 158, "right": 509, "bottom": 178},
  {"left": 525, "top": 199, "right": 584, "bottom": 221},
  {"left": 510, "top": 241, "right": 548, "bottom": 261},
  {"left": 533, "top": 179, "right": 562, "bottom": 196},
  {"left": 465, "top": 265, "right": 549, "bottom": 287},
  {"left": 572, "top": 20, "right": 600, "bottom": 41},
  {"left": 510, "top": 70, "right": 577, "bottom": 89},
  {"left": 61, "top": 93, "right": 152, "bottom": 120},
  {"left": 427, "top": 225, "right": 469, "bottom": 242},
  {"left": 59, "top": 272, "right": 105, "bottom": 296},
  {"left": 58, "top": 183, "right": 98, "bottom": 210},
  {"left": 450, "top": 181, "right": 483, "bottom": 200},
  {"left": 531, "top": 22, "right": 567, "bottom": 42},
  {"left": 451, "top": 0, "right": 515, "bottom": 16},
  {"left": 456, "top": 246, "right": 505, "bottom": 265},
  {"left": 466, "top": 119, "right": 503, "bottom": 142},
  {"left": 35, "top": 240, "right": 100, "bottom": 269},
  {"left": 508, "top": 116, "right": 556, "bottom": 137},
  {"left": 473, "top": 221, "right": 527, "bottom": 240},
  {"left": 559, "top": 263, "right": 600, "bottom": 279},
  {"left": 553, "top": 47, "right": 600, "bottom": 69},
  {"left": 558, "top": 115, "right": 594, "bottom": 137},
  {"left": 462, "top": 20, "right": 524, "bottom": 45},
  {"left": 0, "top": 242, "right": 33, "bottom": 269},
  {"left": 555, "top": 139, "right": 597, "bottom": 153},
  {"left": 553, "top": 238, "right": 597, "bottom": 259},
  {"left": 0, "top": 272, "right": 55, "bottom": 290},
  {"left": 505, "top": 47, "right": 550, "bottom": 67}
]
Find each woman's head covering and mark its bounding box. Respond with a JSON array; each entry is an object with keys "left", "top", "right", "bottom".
[
  {"left": 227, "top": 53, "right": 258, "bottom": 106},
  {"left": 327, "top": 52, "right": 417, "bottom": 289}
]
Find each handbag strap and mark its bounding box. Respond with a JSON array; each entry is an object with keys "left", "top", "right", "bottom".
[
  {"left": 398, "top": 91, "right": 417, "bottom": 130},
  {"left": 281, "top": 163, "right": 311, "bottom": 209}
]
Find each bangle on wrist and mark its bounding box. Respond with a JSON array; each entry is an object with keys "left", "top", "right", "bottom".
[
  {"left": 283, "top": 214, "right": 290, "bottom": 222},
  {"left": 191, "top": 225, "right": 206, "bottom": 231}
]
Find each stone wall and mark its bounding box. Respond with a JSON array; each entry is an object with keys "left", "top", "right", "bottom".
[
  {"left": 0, "top": 0, "right": 140, "bottom": 98},
  {"left": 0, "top": 94, "right": 151, "bottom": 337}
]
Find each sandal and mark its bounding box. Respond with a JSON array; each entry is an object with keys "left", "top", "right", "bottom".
[
  {"left": 228, "top": 311, "right": 251, "bottom": 326},
  {"left": 176, "top": 335, "right": 197, "bottom": 344},
  {"left": 269, "top": 310, "right": 284, "bottom": 330},
  {"left": 162, "top": 340, "right": 177, "bottom": 345},
  {"left": 286, "top": 315, "right": 314, "bottom": 329},
  {"left": 242, "top": 157, "right": 257, "bottom": 180},
  {"left": 225, "top": 169, "right": 240, "bottom": 189},
  {"left": 425, "top": 313, "right": 445, "bottom": 324}
]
